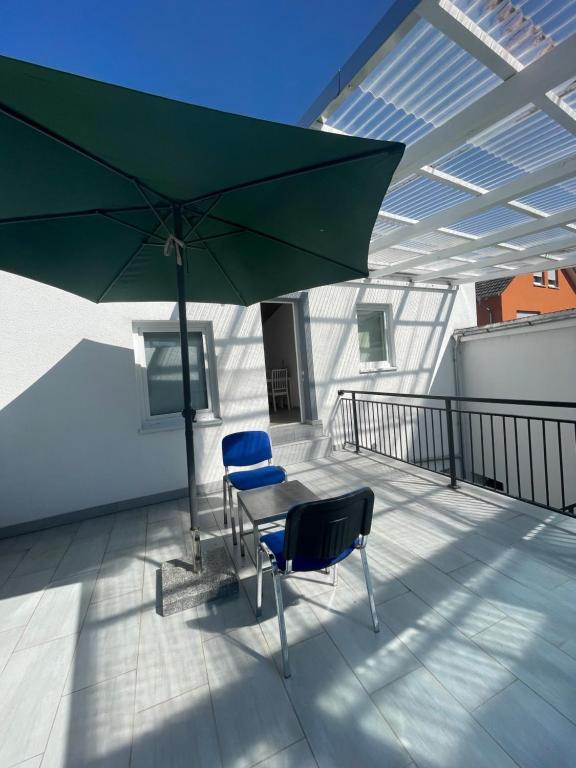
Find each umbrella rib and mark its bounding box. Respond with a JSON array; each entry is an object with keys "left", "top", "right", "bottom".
[
  {"left": 98, "top": 212, "right": 166, "bottom": 241},
  {"left": 0, "top": 99, "right": 171, "bottom": 204},
  {"left": 181, "top": 144, "right": 399, "bottom": 208},
  {"left": 196, "top": 238, "right": 248, "bottom": 305},
  {"left": 183, "top": 196, "right": 221, "bottom": 244},
  {"left": 206, "top": 213, "right": 368, "bottom": 277},
  {"left": 0, "top": 204, "right": 170, "bottom": 227},
  {"left": 97, "top": 213, "right": 171, "bottom": 302}
]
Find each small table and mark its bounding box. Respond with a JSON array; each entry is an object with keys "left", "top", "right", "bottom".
[{"left": 237, "top": 480, "right": 319, "bottom": 615}]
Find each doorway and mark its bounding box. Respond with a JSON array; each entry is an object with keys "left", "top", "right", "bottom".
[{"left": 261, "top": 301, "right": 303, "bottom": 424}]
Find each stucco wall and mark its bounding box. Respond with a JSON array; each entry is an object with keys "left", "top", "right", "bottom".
[{"left": 0, "top": 272, "right": 475, "bottom": 528}]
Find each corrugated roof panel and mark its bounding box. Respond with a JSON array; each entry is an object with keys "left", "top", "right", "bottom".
[
  {"left": 433, "top": 106, "right": 576, "bottom": 189},
  {"left": 327, "top": 17, "right": 500, "bottom": 142},
  {"left": 449, "top": 0, "right": 576, "bottom": 67},
  {"left": 382, "top": 175, "right": 473, "bottom": 219},
  {"left": 507, "top": 226, "right": 576, "bottom": 247},
  {"left": 400, "top": 230, "right": 470, "bottom": 251},
  {"left": 452, "top": 206, "right": 535, "bottom": 236},
  {"left": 515, "top": 177, "right": 576, "bottom": 214}
]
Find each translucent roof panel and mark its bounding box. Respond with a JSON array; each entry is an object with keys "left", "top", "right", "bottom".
[
  {"left": 507, "top": 227, "right": 576, "bottom": 248},
  {"left": 451, "top": 206, "right": 535, "bottom": 237},
  {"left": 382, "top": 175, "right": 474, "bottom": 219},
  {"left": 400, "top": 230, "right": 470, "bottom": 252},
  {"left": 327, "top": 18, "right": 501, "bottom": 143},
  {"left": 370, "top": 219, "right": 408, "bottom": 242},
  {"left": 449, "top": 0, "right": 576, "bottom": 68},
  {"left": 433, "top": 106, "right": 576, "bottom": 189},
  {"left": 515, "top": 178, "right": 576, "bottom": 214}
]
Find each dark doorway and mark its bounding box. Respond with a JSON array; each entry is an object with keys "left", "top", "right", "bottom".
[{"left": 261, "top": 302, "right": 302, "bottom": 424}]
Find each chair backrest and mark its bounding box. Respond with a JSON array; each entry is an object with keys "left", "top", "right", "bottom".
[
  {"left": 283, "top": 487, "right": 374, "bottom": 563},
  {"left": 271, "top": 368, "right": 288, "bottom": 389},
  {"left": 222, "top": 430, "right": 273, "bottom": 468}
]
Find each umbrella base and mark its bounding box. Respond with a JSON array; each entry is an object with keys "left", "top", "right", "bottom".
[{"left": 159, "top": 541, "right": 239, "bottom": 615}]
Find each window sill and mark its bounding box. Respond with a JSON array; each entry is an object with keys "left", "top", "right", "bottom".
[
  {"left": 139, "top": 416, "right": 223, "bottom": 434},
  {"left": 359, "top": 366, "right": 397, "bottom": 374}
]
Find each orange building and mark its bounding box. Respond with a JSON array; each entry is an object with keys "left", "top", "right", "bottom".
[{"left": 476, "top": 268, "right": 576, "bottom": 326}]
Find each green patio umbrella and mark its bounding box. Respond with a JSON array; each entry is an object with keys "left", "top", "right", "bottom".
[{"left": 0, "top": 54, "right": 404, "bottom": 567}]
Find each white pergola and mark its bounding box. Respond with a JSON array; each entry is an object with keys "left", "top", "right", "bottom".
[{"left": 302, "top": 0, "right": 576, "bottom": 285}]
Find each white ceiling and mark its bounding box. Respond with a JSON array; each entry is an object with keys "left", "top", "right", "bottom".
[{"left": 304, "top": 0, "right": 576, "bottom": 285}]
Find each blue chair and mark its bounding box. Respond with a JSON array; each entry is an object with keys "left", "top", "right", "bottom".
[
  {"left": 257, "top": 487, "right": 379, "bottom": 678},
  {"left": 222, "top": 431, "right": 286, "bottom": 552}
]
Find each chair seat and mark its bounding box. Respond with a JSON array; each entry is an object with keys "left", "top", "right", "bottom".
[
  {"left": 228, "top": 465, "right": 286, "bottom": 491},
  {"left": 261, "top": 529, "right": 356, "bottom": 572}
]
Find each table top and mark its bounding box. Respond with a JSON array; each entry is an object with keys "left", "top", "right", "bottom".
[{"left": 238, "top": 480, "right": 318, "bottom": 525}]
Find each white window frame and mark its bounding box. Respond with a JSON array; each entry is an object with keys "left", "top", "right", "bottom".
[
  {"left": 547, "top": 269, "right": 558, "bottom": 288},
  {"left": 355, "top": 303, "right": 396, "bottom": 373},
  {"left": 133, "top": 320, "right": 220, "bottom": 432},
  {"left": 533, "top": 271, "right": 545, "bottom": 286}
]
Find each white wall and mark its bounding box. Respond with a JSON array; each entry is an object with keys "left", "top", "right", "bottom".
[
  {"left": 0, "top": 272, "right": 475, "bottom": 528},
  {"left": 456, "top": 315, "right": 576, "bottom": 511}
]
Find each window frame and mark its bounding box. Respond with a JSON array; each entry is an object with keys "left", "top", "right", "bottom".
[
  {"left": 547, "top": 269, "right": 558, "bottom": 288},
  {"left": 355, "top": 303, "right": 396, "bottom": 373},
  {"left": 533, "top": 271, "right": 545, "bottom": 286},
  {"left": 133, "top": 320, "right": 220, "bottom": 432}
]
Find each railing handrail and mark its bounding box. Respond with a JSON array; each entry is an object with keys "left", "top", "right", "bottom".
[{"left": 338, "top": 389, "right": 576, "bottom": 410}]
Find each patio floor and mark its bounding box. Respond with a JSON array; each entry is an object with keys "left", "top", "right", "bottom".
[{"left": 1, "top": 451, "right": 576, "bottom": 767}]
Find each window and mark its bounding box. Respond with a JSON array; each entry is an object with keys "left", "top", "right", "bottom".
[
  {"left": 516, "top": 310, "right": 540, "bottom": 319},
  {"left": 356, "top": 305, "right": 394, "bottom": 372},
  {"left": 547, "top": 270, "right": 558, "bottom": 288},
  {"left": 533, "top": 272, "right": 545, "bottom": 286},
  {"left": 133, "top": 321, "right": 219, "bottom": 430}
]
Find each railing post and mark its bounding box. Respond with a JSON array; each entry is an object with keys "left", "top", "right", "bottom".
[
  {"left": 352, "top": 392, "right": 360, "bottom": 453},
  {"left": 445, "top": 398, "right": 458, "bottom": 489}
]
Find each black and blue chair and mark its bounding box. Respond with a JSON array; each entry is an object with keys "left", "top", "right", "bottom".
[
  {"left": 222, "top": 430, "right": 286, "bottom": 550},
  {"left": 257, "top": 487, "right": 379, "bottom": 678}
]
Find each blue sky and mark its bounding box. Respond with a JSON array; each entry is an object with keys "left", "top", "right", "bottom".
[{"left": 0, "top": 0, "right": 391, "bottom": 124}]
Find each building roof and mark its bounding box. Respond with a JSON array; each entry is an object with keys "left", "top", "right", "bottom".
[
  {"left": 475, "top": 277, "right": 513, "bottom": 301},
  {"left": 303, "top": 0, "right": 576, "bottom": 286}
]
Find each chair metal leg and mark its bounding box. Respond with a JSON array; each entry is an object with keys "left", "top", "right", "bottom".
[
  {"left": 238, "top": 496, "right": 246, "bottom": 557},
  {"left": 229, "top": 484, "right": 237, "bottom": 546},
  {"left": 360, "top": 548, "right": 379, "bottom": 633},
  {"left": 332, "top": 563, "right": 339, "bottom": 587},
  {"left": 222, "top": 477, "right": 228, "bottom": 527},
  {"left": 256, "top": 547, "right": 263, "bottom": 618},
  {"left": 272, "top": 572, "right": 290, "bottom": 678}
]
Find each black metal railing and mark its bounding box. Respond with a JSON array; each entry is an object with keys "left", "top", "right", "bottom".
[{"left": 338, "top": 390, "right": 576, "bottom": 517}]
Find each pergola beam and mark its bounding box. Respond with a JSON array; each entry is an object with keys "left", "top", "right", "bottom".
[
  {"left": 412, "top": 235, "right": 576, "bottom": 282},
  {"left": 370, "top": 155, "right": 576, "bottom": 254},
  {"left": 371, "top": 206, "right": 576, "bottom": 277},
  {"left": 452, "top": 252, "right": 576, "bottom": 284}
]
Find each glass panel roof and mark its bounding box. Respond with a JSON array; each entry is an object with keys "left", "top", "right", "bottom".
[
  {"left": 433, "top": 106, "right": 576, "bottom": 189},
  {"left": 382, "top": 175, "right": 474, "bottom": 219},
  {"left": 507, "top": 226, "right": 575, "bottom": 247},
  {"left": 327, "top": 18, "right": 501, "bottom": 142},
  {"left": 449, "top": 0, "right": 576, "bottom": 68}
]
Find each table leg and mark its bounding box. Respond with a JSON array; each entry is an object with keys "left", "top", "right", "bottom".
[{"left": 254, "top": 525, "right": 262, "bottom": 617}]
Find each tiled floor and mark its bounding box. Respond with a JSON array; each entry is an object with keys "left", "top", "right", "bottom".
[{"left": 1, "top": 451, "right": 576, "bottom": 767}]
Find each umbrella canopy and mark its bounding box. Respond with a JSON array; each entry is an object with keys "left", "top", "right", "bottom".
[{"left": 0, "top": 54, "right": 404, "bottom": 554}]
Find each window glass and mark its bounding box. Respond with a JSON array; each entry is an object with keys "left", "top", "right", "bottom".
[
  {"left": 357, "top": 309, "right": 388, "bottom": 364},
  {"left": 533, "top": 272, "right": 544, "bottom": 285},
  {"left": 547, "top": 270, "right": 558, "bottom": 287},
  {"left": 144, "top": 332, "right": 208, "bottom": 415}
]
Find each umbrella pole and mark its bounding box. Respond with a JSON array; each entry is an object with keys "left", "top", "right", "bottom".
[{"left": 173, "top": 204, "right": 201, "bottom": 570}]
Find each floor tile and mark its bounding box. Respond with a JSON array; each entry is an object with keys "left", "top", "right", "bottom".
[
  {"left": 284, "top": 633, "right": 410, "bottom": 768},
  {"left": 0, "top": 550, "right": 26, "bottom": 587},
  {"left": 475, "top": 680, "right": 576, "bottom": 768},
  {"left": 42, "top": 670, "right": 136, "bottom": 767},
  {"left": 131, "top": 685, "right": 222, "bottom": 768},
  {"left": 107, "top": 516, "right": 147, "bottom": 553},
  {"left": 91, "top": 545, "right": 145, "bottom": 603},
  {"left": 17, "top": 570, "right": 98, "bottom": 650},
  {"left": 75, "top": 514, "right": 115, "bottom": 540},
  {"left": 11, "top": 541, "right": 68, "bottom": 578},
  {"left": 372, "top": 667, "right": 517, "bottom": 768},
  {"left": 135, "top": 604, "right": 206, "bottom": 712},
  {"left": 252, "top": 739, "right": 317, "bottom": 768},
  {"left": 0, "top": 626, "right": 23, "bottom": 674},
  {"left": 51, "top": 534, "right": 109, "bottom": 581},
  {"left": 204, "top": 624, "right": 302, "bottom": 768},
  {"left": 378, "top": 591, "right": 514, "bottom": 710},
  {"left": 473, "top": 616, "right": 576, "bottom": 724},
  {"left": 194, "top": 588, "right": 256, "bottom": 642},
  {"left": 0, "top": 569, "right": 53, "bottom": 631},
  {"left": 64, "top": 589, "right": 141, "bottom": 693},
  {"left": 310, "top": 587, "right": 420, "bottom": 694},
  {"left": 0, "top": 635, "right": 77, "bottom": 766}
]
